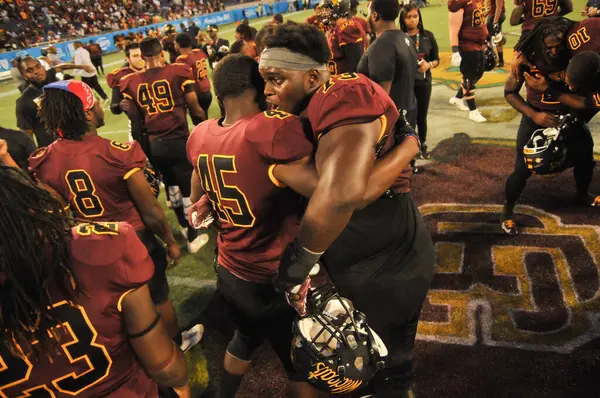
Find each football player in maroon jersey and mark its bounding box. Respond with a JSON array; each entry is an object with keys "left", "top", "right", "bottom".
[
  {"left": 503, "top": 18, "right": 597, "bottom": 235},
  {"left": 318, "top": 0, "right": 366, "bottom": 74},
  {"left": 509, "top": 0, "right": 572, "bottom": 38},
  {"left": 259, "top": 23, "right": 435, "bottom": 397},
  {"left": 448, "top": 0, "right": 488, "bottom": 122},
  {"left": 106, "top": 42, "right": 146, "bottom": 143},
  {"left": 487, "top": 0, "right": 506, "bottom": 67},
  {"left": 30, "top": 80, "right": 204, "bottom": 353},
  {"left": 0, "top": 166, "right": 190, "bottom": 397},
  {"left": 175, "top": 33, "right": 213, "bottom": 116},
  {"left": 121, "top": 38, "right": 207, "bottom": 253}
]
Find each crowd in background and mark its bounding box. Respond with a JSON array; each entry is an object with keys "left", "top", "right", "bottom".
[{"left": 0, "top": 0, "right": 229, "bottom": 51}]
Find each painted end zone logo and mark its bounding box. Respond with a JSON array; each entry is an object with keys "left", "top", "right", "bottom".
[{"left": 417, "top": 204, "right": 600, "bottom": 353}]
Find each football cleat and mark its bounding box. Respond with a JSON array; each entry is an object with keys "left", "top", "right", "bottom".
[
  {"left": 449, "top": 96, "right": 469, "bottom": 111},
  {"left": 469, "top": 110, "right": 487, "bottom": 123},
  {"left": 501, "top": 219, "right": 518, "bottom": 236},
  {"left": 180, "top": 324, "right": 204, "bottom": 353},
  {"left": 591, "top": 196, "right": 600, "bottom": 207}
]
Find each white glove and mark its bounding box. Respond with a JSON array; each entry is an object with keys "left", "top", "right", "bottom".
[
  {"left": 451, "top": 51, "right": 462, "bottom": 68},
  {"left": 206, "top": 46, "right": 215, "bottom": 56},
  {"left": 218, "top": 45, "right": 229, "bottom": 53}
]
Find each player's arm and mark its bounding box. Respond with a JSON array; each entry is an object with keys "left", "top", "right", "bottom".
[
  {"left": 122, "top": 285, "right": 189, "bottom": 391},
  {"left": 509, "top": 1, "right": 524, "bottom": 25},
  {"left": 111, "top": 86, "right": 124, "bottom": 115},
  {"left": 190, "top": 170, "right": 203, "bottom": 203},
  {"left": 127, "top": 170, "right": 180, "bottom": 264},
  {"left": 54, "top": 63, "right": 95, "bottom": 74},
  {"left": 558, "top": 0, "right": 573, "bottom": 15},
  {"left": 505, "top": 72, "right": 560, "bottom": 127},
  {"left": 494, "top": 0, "right": 505, "bottom": 23},
  {"left": 0, "top": 139, "right": 18, "bottom": 167},
  {"left": 340, "top": 43, "right": 363, "bottom": 73},
  {"left": 183, "top": 85, "right": 206, "bottom": 124},
  {"left": 448, "top": 8, "right": 463, "bottom": 57}
]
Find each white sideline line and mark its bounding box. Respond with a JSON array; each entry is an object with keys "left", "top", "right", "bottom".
[{"left": 168, "top": 276, "right": 216, "bottom": 289}]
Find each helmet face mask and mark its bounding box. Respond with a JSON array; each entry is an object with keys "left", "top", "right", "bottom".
[
  {"left": 484, "top": 41, "right": 498, "bottom": 71},
  {"left": 523, "top": 115, "right": 576, "bottom": 175},
  {"left": 318, "top": 0, "right": 351, "bottom": 25},
  {"left": 290, "top": 285, "right": 387, "bottom": 395}
]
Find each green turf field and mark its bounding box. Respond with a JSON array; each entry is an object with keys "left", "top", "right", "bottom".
[{"left": 0, "top": 3, "right": 588, "bottom": 393}]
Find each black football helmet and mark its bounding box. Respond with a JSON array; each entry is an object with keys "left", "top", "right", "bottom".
[
  {"left": 318, "top": 0, "right": 351, "bottom": 25},
  {"left": 144, "top": 164, "right": 162, "bottom": 198},
  {"left": 523, "top": 115, "right": 576, "bottom": 175},
  {"left": 484, "top": 40, "right": 498, "bottom": 71},
  {"left": 164, "top": 24, "right": 176, "bottom": 35},
  {"left": 290, "top": 285, "right": 388, "bottom": 395}
]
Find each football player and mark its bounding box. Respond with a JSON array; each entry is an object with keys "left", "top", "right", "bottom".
[
  {"left": 121, "top": 38, "right": 207, "bottom": 253},
  {"left": 0, "top": 166, "right": 190, "bottom": 397},
  {"left": 106, "top": 42, "right": 146, "bottom": 143},
  {"left": 502, "top": 18, "right": 597, "bottom": 235},
  {"left": 487, "top": 0, "right": 506, "bottom": 67},
  {"left": 175, "top": 33, "right": 213, "bottom": 116},
  {"left": 448, "top": 0, "right": 488, "bottom": 122},
  {"left": 306, "top": 5, "right": 327, "bottom": 32},
  {"left": 189, "top": 52, "right": 421, "bottom": 398},
  {"left": 260, "top": 24, "right": 435, "bottom": 397},
  {"left": 319, "top": 0, "right": 366, "bottom": 74},
  {"left": 351, "top": 0, "right": 371, "bottom": 46},
  {"left": 30, "top": 80, "right": 203, "bottom": 353},
  {"left": 509, "top": 0, "right": 572, "bottom": 39},
  {"left": 162, "top": 24, "right": 179, "bottom": 64}
]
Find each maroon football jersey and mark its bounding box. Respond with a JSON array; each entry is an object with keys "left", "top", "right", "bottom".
[
  {"left": 29, "top": 136, "right": 147, "bottom": 231},
  {"left": 120, "top": 64, "right": 196, "bottom": 140},
  {"left": 302, "top": 73, "right": 409, "bottom": 193},
  {"left": 106, "top": 66, "right": 135, "bottom": 89},
  {"left": 327, "top": 18, "right": 366, "bottom": 75},
  {"left": 177, "top": 49, "right": 212, "bottom": 94},
  {"left": 186, "top": 112, "right": 314, "bottom": 283},
  {"left": 519, "top": 0, "right": 559, "bottom": 32},
  {"left": 448, "top": 0, "right": 488, "bottom": 51},
  {"left": 525, "top": 64, "right": 569, "bottom": 113},
  {"left": 568, "top": 18, "right": 600, "bottom": 55},
  {"left": 0, "top": 222, "right": 157, "bottom": 397}
]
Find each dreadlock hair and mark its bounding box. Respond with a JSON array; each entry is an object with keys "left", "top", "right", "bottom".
[
  {"left": 399, "top": 4, "right": 425, "bottom": 34},
  {"left": 0, "top": 166, "right": 78, "bottom": 359},
  {"left": 38, "top": 88, "right": 89, "bottom": 140},
  {"left": 514, "top": 16, "right": 576, "bottom": 64}
]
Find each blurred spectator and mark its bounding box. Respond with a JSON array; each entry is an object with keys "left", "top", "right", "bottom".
[
  {"left": 10, "top": 59, "right": 28, "bottom": 93},
  {"left": 87, "top": 39, "right": 104, "bottom": 75},
  {"left": 72, "top": 41, "right": 108, "bottom": 100},
  {"left": 272, "top": 13, "right": 284, "bottom": 24},
  {"left": 200, "top": 24, "right": 229, "bottom": 68}
]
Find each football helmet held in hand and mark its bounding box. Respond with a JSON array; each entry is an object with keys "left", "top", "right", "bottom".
[
  {"left": 523, "top": 114, "right": 576, "bottom": 175},
  {"left": 484, "top": 40, "right": 498, "bottom": 71},
  {"left": 318, "top": 0, "right": 351, "bottom": 24},
  {"left": 290, "top": 285, "right": 388, "bottom": 395}
]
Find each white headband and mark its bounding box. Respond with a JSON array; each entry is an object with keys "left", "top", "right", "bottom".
[{"left": 259, "top": 47, "right": 328, "bottom": 71}]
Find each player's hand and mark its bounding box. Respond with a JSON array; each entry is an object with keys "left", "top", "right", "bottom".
[
  {"left": 0, "top": 139, "right": 8, "bottom": 159},
  {"left": 532, "top": 112, "right": 560, "bottom": 128},
  {"left": 524, "top": 72, "right": 549, "bottom": 92},
  {"left": 493, "top": 23, "right": 501, "bottom": 36},
  {"left": 451, "top": 51, "right": 461, "bottom": 68},
  {"left": 119, "top": 99, "right": 130, "bottom": 113},
  {"left": 285, "top": 277, "right": 311, "bottom": 317},
  {"left": 581, "top": 8, "right": 589, "bottom": 15},
  {"left": 187, "top": 196, "right": 215, "bottom": 229},
  {"left": 83, "top": 65, "right": 95, "bottom": 74},
  {"left": 589, "top": 7, "right": 598, "bottom": 16},
  {"left": 166, "top": 243, "right": 181, "bottom": 268}
]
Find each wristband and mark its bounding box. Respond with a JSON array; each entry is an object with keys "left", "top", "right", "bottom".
[
  {"left": 452, "top": 46, "right": 460, "bottom": 53},
  {"left": 273, "top": 239, "right": 323, "bottom": 292}
]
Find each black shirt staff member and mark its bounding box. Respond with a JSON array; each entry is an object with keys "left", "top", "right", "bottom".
[
  {"left": 400, "top": 4, "right": 439, "bottom": 160},
  {"left": 199, "top": 24, "right": 230, "bottom": 68},
  {"left": 357, "top": 0, "right": 418, "bottom": 127},
  {"left": 0, "top": 127, "right": 35, "bottom": 170},
  {"left": 15, "top": 57, "right": 94, "bottom": 147}
]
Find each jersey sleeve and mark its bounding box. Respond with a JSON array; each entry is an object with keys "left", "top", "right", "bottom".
[
  {"left": 171, "top": 63, "right": 196, "bottom": 92},
  {"left": 106, "top": 69, "right": 122, "bottom": 88},
  {"left": 448, "top": 0, "right": 467, "bottom": 12},
  {"left": 585, "top": 92, "right": 600, "bottom": 110},
  {"left": 246, "top": 111, "right": 314, "bottom": 163},
  {"left": 28, "top": 146, "right": 50, "bottom": 176},
  {"left": 308, "top": 77, "right": 389, "bottom": 139},
  {"left": 119, "top": 73, "right": 136, "bottom": 100},
  {"left": 104, "top": 140, "right": 148, "bottom": 180},
  {"left": 337, "top": 22, "right": 364, "bottom": 47}
]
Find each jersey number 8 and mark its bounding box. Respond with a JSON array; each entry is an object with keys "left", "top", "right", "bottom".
[{"left": 65, "top": 170, "right": 105, "bottom": 218}]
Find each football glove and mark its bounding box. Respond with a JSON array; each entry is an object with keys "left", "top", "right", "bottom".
[
  {"left": 395, "top": 111, "right": 421, "bottom": 151},
  {"left": 493, "top": 23, "right": 502, "bottom": 36},
  {"left": 187, "top": 195, "right": 215, "bottom": 229},
  {"left": 206, "top": 46, "right": 215, "bottom": 56},
  {"left": 451, "top": 51, "right": 462, "bottom": 68},
  {"left": 218, "top": 45, "right": 229, "bottom": 53},
  {"left": 273, "top": 239, "right": 323, "bottom": 293},
  {"left": 285, "top": 277, "right": 312, "bottom": 316}
]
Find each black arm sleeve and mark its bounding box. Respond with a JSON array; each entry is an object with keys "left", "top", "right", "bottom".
[
  {"left": 111, "top": 86, "right": 123, "bottom": 115},
  {"left": 341, "top": 43, "right": 363, "bottom": 73},
  {"left": 428, "top": 31, "right": 440, "bottom": 62}
]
